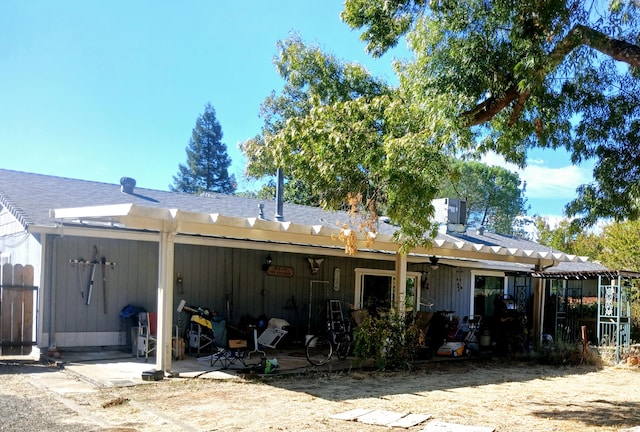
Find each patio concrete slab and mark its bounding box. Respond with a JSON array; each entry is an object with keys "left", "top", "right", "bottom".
[{"left": 40, "top": 347, "right": 355, "bottom": 389}]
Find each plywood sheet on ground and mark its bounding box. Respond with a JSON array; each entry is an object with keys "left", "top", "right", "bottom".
[
  {"left": 331, "top": 409, "right": 430, "bottom": 428},
  {"left": 421, "top": 420, "right": 495, "bottom": 432}
]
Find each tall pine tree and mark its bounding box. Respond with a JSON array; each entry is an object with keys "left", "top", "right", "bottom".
[{"left": 171, "top": 103, "right": 236, "bottom": 194}]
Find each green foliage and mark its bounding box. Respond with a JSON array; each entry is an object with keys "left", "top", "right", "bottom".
[
  {"left": 171, "top": 103, "right": 236, "bottom": 194},
  {"left": 240, "top": 35, "right": 446, "bottom": 249},
  {"left": 535, "top": 218, "right": 603, "bottom": 259},
  {"left": 598, "top": 220, "right": 640, "bottom": 271},
  {"left": 242, "top": 1, "right": 640, "bottom": 245},
  {"left": 439, "top": 160, "right": 528, "bottom": 234},
  {"left": 238, "top": 179, "right": 321, "bottom": 206},
  {"left": 567, "top": 301, "right": 598, "bottom": 321},
  {"left": 343, "top": 0, "right": 640, "bottom": 229},
  {"left": 631, "top": 286, "right": 640, "bottom": 342},
  {"left": 352, "top": 313, "right": 420, "bottom": 370}
]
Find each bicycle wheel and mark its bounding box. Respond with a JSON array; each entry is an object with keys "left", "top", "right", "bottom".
[
  {"left": 335, "top": 335, "right": 350, "bottom": 360},
  {"left": 305, "top": 335, "right": 332, "bottom": 366}
]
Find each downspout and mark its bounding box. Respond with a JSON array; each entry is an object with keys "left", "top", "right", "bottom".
[
  {"left": 47, "top": 234, "right": 59, "bottom": 352},
  {"left": 156, "top": 220, "right": 178, "bottom": 373}
]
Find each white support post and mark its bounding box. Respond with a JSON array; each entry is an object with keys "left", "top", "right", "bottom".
[
  {"left": 156, "top": 223, "right": 176, "bottom": 373},
  {"left": 395, "top": 252, "right": 407, "bottom": 317},
  {"left": 532, "top": 275, "right": 545, "bottom": 346}
]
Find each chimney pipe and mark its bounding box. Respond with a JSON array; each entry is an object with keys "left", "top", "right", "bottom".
[{"left": 275, "top": 168, "right": 284, "bottom": 221}]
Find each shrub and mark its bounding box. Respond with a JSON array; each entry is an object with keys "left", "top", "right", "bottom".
[
  {"left": 352, "top": 313, "right": 420, "bottom": 370},
  {"left": 534, "top": 339, "right": 602, "bottom": 366}
]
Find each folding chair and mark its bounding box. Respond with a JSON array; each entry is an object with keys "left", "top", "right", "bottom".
[
  {"left": 137, "top": 312, "right": 157, "bottom": 361},
  {"left": 187, "top": 315, "right": 209, "bottom": 356},
  {"left": 137, "top": 311, "right": 179, "bottom": 361},
  {"left": 208, "top": 318, "right": 247, "bottom": 369}
]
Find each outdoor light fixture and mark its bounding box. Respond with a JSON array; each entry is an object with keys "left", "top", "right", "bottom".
[
  {"left": 176, "top": 272, "right": 184, "bottom": 294},
  {"left": 429, "top": 256, "right": 440, "bottom": 271},
  {"left": 263, "top": 254, "right": 273, "bottom": 272}
]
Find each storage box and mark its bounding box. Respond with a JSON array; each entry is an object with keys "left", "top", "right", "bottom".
[
  {"left": 228, "top": 339, "right": 247, "bottom": 349},
  {"left": 141, "top": 369, "right": 164, "bottom": 381}
]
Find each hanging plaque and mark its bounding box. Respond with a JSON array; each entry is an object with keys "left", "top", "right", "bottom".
[{"left": 266, "top": 265, "right": 294, "bottom": 278}]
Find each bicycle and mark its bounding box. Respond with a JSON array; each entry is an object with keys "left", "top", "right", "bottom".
[{"left": 305, "top": 305, "right": 352, "bottom": 366}]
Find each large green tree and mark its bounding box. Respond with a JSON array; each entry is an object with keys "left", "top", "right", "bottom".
[
  {"left": 536, "top": 218, "right": 603, "bottom": 258},
  {"left": 241, "top": 35, "right": 448, "bottom": 248},
  {"left": 171, "top": 103, "right": 236, "bottom": 194},
  {"left": 439, "top": 161, "right": 528, "bottom": 234},
  {"left": 243, "top": 2, "right": 640, "bottom": 248},
  {"left": 598, "top": 220, "right": 640, "bottom": 271},
  {"left": 246, "top": 179, "right": 321, "bottom": 207},
  {"left": 342, "top": 0, "right": 640, "bottom": 229}
]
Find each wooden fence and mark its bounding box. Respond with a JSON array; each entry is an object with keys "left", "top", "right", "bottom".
[{"left": 1, "top": 263, "right": 36, "bottom": 355}]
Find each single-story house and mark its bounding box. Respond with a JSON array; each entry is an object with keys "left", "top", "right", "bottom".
[{"left": 0, "top": 168, "right": 634, "bottom": 370}]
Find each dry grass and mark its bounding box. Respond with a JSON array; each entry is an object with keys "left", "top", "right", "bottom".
[{"left": 66, "top": 357, "right": 640, "bottom": 432}]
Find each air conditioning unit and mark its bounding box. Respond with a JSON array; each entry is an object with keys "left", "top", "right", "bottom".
[{"left": 432, "top": 198, "right": 467, "bottom": 225}]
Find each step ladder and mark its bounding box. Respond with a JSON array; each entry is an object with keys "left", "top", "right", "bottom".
[{"left": 327, "top": 299, "right": 345, "bottom": 332}]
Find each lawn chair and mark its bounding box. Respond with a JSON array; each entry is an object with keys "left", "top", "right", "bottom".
[
  {"left": 137, "top": 311, "right": 179, "bottom": 361},
  {"left": 208, "top": 319, "right": 248, "bottom": 370}
]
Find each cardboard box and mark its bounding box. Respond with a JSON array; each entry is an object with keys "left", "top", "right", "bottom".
[{"left": 228, "top": 339, "right": 247, "bottom": 349}]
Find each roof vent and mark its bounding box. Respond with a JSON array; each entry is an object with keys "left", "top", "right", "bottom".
[{"left": 120, "top": 177, "right": 136, "bottom": 194}]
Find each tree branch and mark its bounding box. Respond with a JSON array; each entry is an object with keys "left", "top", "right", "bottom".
[
  {"left": 565, "top": 24, "right": 640, "bottom": 69},
  {"left": 461, "top": 24, "right": 640, "bottom": 127},
  {"left": 462, "top": 85, "right": 521, "bottom": 126},
  {"left": 508, "top": 89, "right": 531, "bottom": 127}
]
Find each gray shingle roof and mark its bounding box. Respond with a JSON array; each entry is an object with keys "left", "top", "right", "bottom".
[
  {"left": 0, "top": 168, "right": 612, "bottom": 274},
  {"left": 0, "top": 168, "right": 344, "bottom": 230}
]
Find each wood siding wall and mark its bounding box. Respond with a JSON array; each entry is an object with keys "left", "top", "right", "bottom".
[
  {"left": 417, "top": 265, "right": 471, "bottom": 316},
  {"left": 174, "top": 244, "right": 396, "bottom": 336},
  {"left": 44, "top": 234, "right": 540, "bottom": 349},
  {"left": 46, "top": 235, "right": 158, "bottom": 345},
  {"left": 0, "top": 207, "right": 42, "bottom": 283}
]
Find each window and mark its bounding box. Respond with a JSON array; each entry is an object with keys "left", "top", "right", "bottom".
[
  {"left": 354, "top": 268, "right": 421, "bottom": 315},
  {"left": 472, "top": 272, "right": 505, "bottom": 318}
]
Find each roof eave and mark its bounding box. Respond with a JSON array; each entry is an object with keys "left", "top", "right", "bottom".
[{"left": 50, "top": 203, "right": 586, "bottom": 266}]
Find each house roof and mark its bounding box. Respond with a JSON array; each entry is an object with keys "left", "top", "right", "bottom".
[
  {"left": 0, "top": 168, "right": 596, "bottom": 271},
  {"left": 531, "top": 259, "right": 640, "bottom": 279},
  {"left": 0, "top": 169, "right": 341, "bottom": 230}
]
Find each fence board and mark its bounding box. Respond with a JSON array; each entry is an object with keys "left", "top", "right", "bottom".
[{"left": 1, "top": 263, "right": 36, "bottom": 353}]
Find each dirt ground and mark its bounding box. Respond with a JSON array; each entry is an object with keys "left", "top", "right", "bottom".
[{"left": 20, "top": 357, "right": 640, "bottom": 432}]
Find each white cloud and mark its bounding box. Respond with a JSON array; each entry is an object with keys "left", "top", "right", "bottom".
[
  {"left": 481, "top": 152, "right": 592, "bottom": 199},
  {"left": 521, "top": 164, "right": 591, "bottom": 199}
]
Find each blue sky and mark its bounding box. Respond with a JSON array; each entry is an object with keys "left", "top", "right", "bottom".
[{"left": 0, "top": 1, "right": 593, "bottom": 220}]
